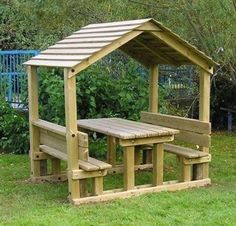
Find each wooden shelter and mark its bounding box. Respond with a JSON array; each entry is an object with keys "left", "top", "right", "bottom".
[{"left": 24, "top": 18, "right": 218, "bottom": 205}]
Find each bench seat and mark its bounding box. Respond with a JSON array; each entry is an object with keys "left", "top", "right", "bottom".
[{"left": 40, "top": 145, "right": 112, "bottom": 172}]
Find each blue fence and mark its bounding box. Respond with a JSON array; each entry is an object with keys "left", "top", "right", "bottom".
[{"left": 0, "top": 50, "right": 39, "bottom": 108}]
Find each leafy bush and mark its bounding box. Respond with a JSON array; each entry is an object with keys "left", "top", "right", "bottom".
[{"left": 0, "top": 98, "right": 29, "bottom": 154}]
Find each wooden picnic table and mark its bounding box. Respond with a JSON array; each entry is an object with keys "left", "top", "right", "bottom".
[{"left": 77, "top": 118, "right": 179, "bottom": 191}]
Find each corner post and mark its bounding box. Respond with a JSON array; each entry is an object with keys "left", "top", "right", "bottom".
[
  {"left": 145, "top": 65, "right": 159, "bottom": 164},
  {"left": 64, "top": 69, "right": 80, "bottom": 201},
  {"left": 28, "top": 66, "right": 42, "bottom": 177},
  {"left": 149, "top": 65, "right": 159, "bottom": 112},
  {"left": 196, "top": 67, "right": 212, "bottom": 179}
]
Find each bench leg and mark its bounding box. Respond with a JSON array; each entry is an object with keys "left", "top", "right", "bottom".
[
  {"left": 107, "top": 136, "right": 116, "bottom": 167},
  {"left": 152, "top": 143, "right": 163, "bottom": 186},
  {"left": 143, "top": 149, "right": 152, "bottom": 164},
  {"left": 51, "top": 159, "right": 61, "bottom": 175},
  {"left": 135, "top": 147, "right": 141, "bottom": 165},
  {"left": 180, "top": 157, "right": 192, "bottom": 182},
  {"left": 124, "top": 146, "right": 135, "bottom": 190},
  {"left": 80, "top": 179, "right": 88, "bottom": 197},
  {"left": 193, "top": 163, "right": 208, "bottom": 180},
  {"left": 40, "top": 160, "right": 48, "bottom": 176},
  {"left": 92, "top": 177, "right": 103, "bottom": 196}
]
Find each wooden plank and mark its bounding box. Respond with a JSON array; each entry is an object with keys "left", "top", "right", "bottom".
[
  {"left": 40, "top": 129, "right": 67, "bottom": 153},
  {"left": 78, "top": 118, "right": 178, "bottom": 139},
  {"left": 88, "top": 157, "right": 112, "bottom": 170},
  {"left": 68, "top": 31, "right": 128, "bottom": 38},
  {"left": 40, "top": 145, "right": 67, "bottom": 161},
  {"left": 83, "top": 19, "right": 150, "bottom": 29},
  {"left": 28, "top": 66, "right": 41, "bottom": 177},
  {"left": 24, "top": 60, "right": 76, "bottom": 68},
  {"left": 30, "top": 173, "right": 67, "bottom": 183},
  {"left": 78, "top": 160, "right": 99, "bottom": 171},
  {"left": 49, "top": 42, "right": 110, "bottom": 49},
  {"left": 72, "top": 179, "right": 211, "bottom": 205},
  {"left": 33, "top": 119, "right": 66, "bottom": 136},
  {"left": 107, "top": 163, "right": 153, "bottom": 174},
  {"left": 119, "top": 135, "right": 174, "bottom": 147},
  {"left": 33, "top": 54, "right": 90, "bottom": 61},
  {"left": 64, "top": 68, "right": 80, "bottom": 200},
  {"left": 32, "top": 151, "right": 55, "bottom": 160},
  {"left": 107, "top": 136, "right": 116, "bottom": 167},
  {"left": 141, "top": 111, "right": 211, "bottom": 134},
  {"left": 72, "top": 169, "right": 107, "bottom": 179},
  {"left": 123, "top": 146, "right": 135, "bottom": 190},
  {"left": 58, "top": 37, "right": 119, "bottom": 44},
  {"left": 183, "top": 155, "right": 211, "bottom": 165},
  {"left": 164, "top": 144, "right": 209, "bottom": 158},
  {"left": 42, "top": 48, "right": 100, "bottom": 55},
  {"left": 152, "top": 144, "right": 163, "bottom": 186},
  {"left": 176, "top": 131, "right": 211, "bottom": 147},
  {"left": 149, "top": 65, "right": 158, "bottom": 113},
  {"left": 74, "top": 24, "right": 143, "bottom": 34}
]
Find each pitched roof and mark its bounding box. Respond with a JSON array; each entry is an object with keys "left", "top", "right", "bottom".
[{"left": 24, "top": 18, "right": 218, "bottom": 71}]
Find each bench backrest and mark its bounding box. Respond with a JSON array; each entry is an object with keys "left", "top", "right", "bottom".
[
  {"left": 33, "top": 119, "right": 89, "bottom": 160},
  {"left": 140, "top": 111, "right": 211, "bottom": 147}
]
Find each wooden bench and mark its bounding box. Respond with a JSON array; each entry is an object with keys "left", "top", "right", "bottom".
[
  {"left": 140, "top": 111, "right": 212, "bottom": 181},
  {"left": 31, "top": 119, "right": 111, "bottom": 197},
  {"left": 39, "top": 144, "right": 111, "bottom": 196}
]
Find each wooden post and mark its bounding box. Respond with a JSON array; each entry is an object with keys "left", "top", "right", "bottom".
[
  {"left": 92, "top": 177, "right": 103, "bottom": 196},
  {"left": 144, "top": 65, "right": 159, "bottom": 164},
  {"left": 107, "top": 136, "right": 116, "bottom": 167},
  {"left": 64, "top": 68, "right": 80, "bottom": 200},
  {"left": 28, "top": 66, "right": 47, "bottom": 177},
  {"left": 152, "top": 143, "right": 163, "bottom": 186},
  {"left": 195, "top": 67, "right": 211, "bottom": 179},
  {"left": 123, "top": 146, "right": 135, "bottom": 190},
  {"left": 149, "top": 65, "right": 159, "bottom": 113}
]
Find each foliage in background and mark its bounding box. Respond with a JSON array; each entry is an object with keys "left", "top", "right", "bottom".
[
  {"left": 0, "top": 98, "right": 29, "bottom": 153},
  {"left": 1, "top": 0, "right": 235, "bottom": 128}
]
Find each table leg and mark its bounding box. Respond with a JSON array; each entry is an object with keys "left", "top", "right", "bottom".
[
  {"left": 124, "top": 146, "right": 135, "bottom": 190},
  {"left": 107, "top": 136, "right": 116, "bottom": 167},
  {"left": 152, "top": 143, "right": 164, "bottom": 186}
]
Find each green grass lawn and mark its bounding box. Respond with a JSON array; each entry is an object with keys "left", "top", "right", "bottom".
[{"left": 0, "top": 132, "right": 236, "bottom": 226}]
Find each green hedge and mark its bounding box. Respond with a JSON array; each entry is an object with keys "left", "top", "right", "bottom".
[{"left": 0, "top": 99, "right": 29, "bottom": 154}]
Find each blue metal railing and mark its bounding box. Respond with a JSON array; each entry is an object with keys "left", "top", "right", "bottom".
[{"left": 0, "top": 50, "right": 39, "bottom": 108}]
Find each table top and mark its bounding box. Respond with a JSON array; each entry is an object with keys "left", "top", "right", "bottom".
[{"left": 77, "top": 118, "right": 179, "bottom": 139}]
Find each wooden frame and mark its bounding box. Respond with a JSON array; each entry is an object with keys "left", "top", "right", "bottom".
[{"left": 25, "top": 18, "right": 218, "bottom": 205}]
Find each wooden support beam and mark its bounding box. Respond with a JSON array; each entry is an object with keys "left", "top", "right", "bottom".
[
  {"left": 149, "top": 65, "right": 159, "bottom": 113},
  {"left": 197, "top": 68, "right": 211, "bottom": 179},
  {"left": 133, "top": 38, "right": 177, "bottom": 65},
  {"left": 51, "top": 159, "right": 61, "bottom": 175},
  {"left": 149, "top": 23, "right": 214, "bottom": 74},
  {"left": 64, "top": 68, "right": 80, "bottom": 200},
  {"left": 92, "top": 177, "right": 104, "bottom": 196},
  {"left": 123, "top": 146, "right": 135, "bottom": 190},
  {"left": 180, "top": 157, "right": 192, "bottom": 182},
  {"left": 152, "top": 143, "right": 163, "bottom": 186},
  {"left": 107, "top": 136, "right": 116, "bottom": 167},
  {"left": 72, "top": 179, "right": 211, "bottom": 205},
  {"left": 28, "top": 66, "right": 47, "bottom": 177}
]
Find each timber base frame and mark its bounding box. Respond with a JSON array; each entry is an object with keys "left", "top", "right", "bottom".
[{"left": 71, "top": 179, "right": 211, "bottom": 205}]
